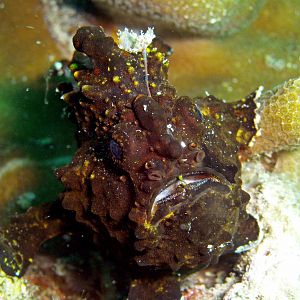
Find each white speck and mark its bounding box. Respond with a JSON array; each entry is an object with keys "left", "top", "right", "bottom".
[
  {"left": 25, "top": 25, "right": 35, "bottom": 29},
  {"left": 254, "top": 85, "right": 264, "bottom": 101},
  {"left": 167, "top": 124, "right": 174, "bottom": 132},
  {"left": 21, "top": 75, "right": 28, "bottom": 82},
  {"left": 157, "top": 91, "right": 162, "bottom": 95},
  {"left": 53, "top": 61, "right": 63, "bottom": 71},
  {"left": 207, "top": 244, "right": 214, "bottom": 253},
  {"left": 26, "top": 88, "right": 30, "bottom": 92},
  {"left": 205, "top": 91, "right": 210, "bottom": 96},
  {"left": 218, "top": 241, "right": 233, "bottom": 249},
  {"left": 143, "top": 104, "right": 148, "bottom": 111},
  {"left": 36, "top": 40, "right": 42, "bottom": 45},
  {"left": 180, "top": 141, "right": 186, "bottom": 148},
  {"left": 0, "top": 2, "right": 5, "bottom": 9}
]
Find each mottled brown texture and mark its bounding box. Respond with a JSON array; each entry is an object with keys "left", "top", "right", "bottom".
[
  {"left": 58, "top": 26, "right": 259, "bottom": 272},
  {"left": 128, "top": 275, "right": 181, "bottom": 300},
  {"left": 0, "top": 203, "right": 64, "bottom": 277},
  {"left": 0, "top": 26, "right": 259, "bottom": 299}
]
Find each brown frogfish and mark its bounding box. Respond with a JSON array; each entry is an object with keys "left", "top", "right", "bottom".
[{"left": 0, "top": 26, "right": 259, "bottom": 299}]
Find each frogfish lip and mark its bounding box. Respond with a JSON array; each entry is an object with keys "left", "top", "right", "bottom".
[{"left": 149, "top": 168, "right": 230, "bottom": 225}]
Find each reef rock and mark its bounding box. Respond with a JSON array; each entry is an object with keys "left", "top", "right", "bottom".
[{"left": 92, "top": 0, "right": 266, "bottom": 36}]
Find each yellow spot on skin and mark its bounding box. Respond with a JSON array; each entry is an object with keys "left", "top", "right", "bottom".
[
  {"left": 144, "top": 220, "right": 157, "bottom": 234},
  {"left": 105, "top": 109, "right": 110, "bottom": 116},
  {"left": 133, "top": 80, "right": 139, "bottom": 86},
  {"left": 201, "top": 106, "right": 211, "bottom": 116},
  {"left": 128, "top": 66, "right": 135, "bottom": 74},
  {"left": 236, "top": 128, "right": 252, "bottom": 144},
  {"left": 90, "top": 173, "right": 95, "bottom": 180},
  {"left": 162, "top": 211, "right": 174, "bottom": 221},
  {"left": 74, "top": 71, "right": 80, "bottom": 79},
  {"left": 107, "top": 66, "right": 111, "bottom": 71},
  {"left": 178, "top": 174, "right": 183, "bottom": 181},
  {"left": 75, "top": 166, "right": 81, "bottom": 176},
  {"left": 155, "top": 52, "right": 163, "bottom": 62},
  {"left": 113, "top": 75, "right": 120, "bottom": 83},
  {"left": 125, "top": 89, "right": 132, "bottom": 94},
  {"left": 82, "top": 85, "right": 90, "bottom": 92},
  {"left": 184, "top": 254, "right": 194, "bottom": 260},
  {"left": 150, "top": 82, "right": 157, "bottom": 88},
  {"left": 155, "top": 286, "right": 164, "bottom": 293}
]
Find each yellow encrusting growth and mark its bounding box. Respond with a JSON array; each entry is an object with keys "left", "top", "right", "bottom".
[
  {"left": 144, "top": 220, "right": 158, "bottom": 234},
  {"left": 250, "top": 77, "right": 300, "bottom": 153}
]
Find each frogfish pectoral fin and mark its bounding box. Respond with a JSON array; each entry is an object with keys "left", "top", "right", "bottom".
[{"left": 0, "top": 203, "right": 65, "bottom": 277}]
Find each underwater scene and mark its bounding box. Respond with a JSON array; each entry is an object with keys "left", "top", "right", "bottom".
[{"left": 0, "top": 0, "right": 300, "bottom": 299}]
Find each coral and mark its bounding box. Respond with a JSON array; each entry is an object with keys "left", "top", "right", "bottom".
[
  {"left": 92, "top": 0, "right": 266, "bottom": 36},
  {"left": 0, "top": 269, "right": 38, "bottom": 300},
  {"left": 273, "top": 148, "right": 300, "bottom": 186},
  {"left": 250, "top": 78, "right": 300, "bottom": 154}
]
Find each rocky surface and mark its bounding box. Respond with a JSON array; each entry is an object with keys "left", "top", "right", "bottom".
[{"left": 92, "top": 0, "right": 266, "bottom": 37}]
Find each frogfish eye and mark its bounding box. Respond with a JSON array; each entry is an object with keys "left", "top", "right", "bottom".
[{"left": 109, "top": 140, "right": 123, "bottom": 160}]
